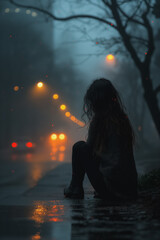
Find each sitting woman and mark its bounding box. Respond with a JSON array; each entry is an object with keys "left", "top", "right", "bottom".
[{"left": 64, "top": 78, "right": 138, "bottom": 201}]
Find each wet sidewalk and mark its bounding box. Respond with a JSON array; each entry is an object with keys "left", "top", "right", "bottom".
[{"left": 0, "top": 163, "right": 160, "bottom": 240}]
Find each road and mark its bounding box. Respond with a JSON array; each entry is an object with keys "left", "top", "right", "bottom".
[
  {"left": 0, "top": 147, "right": 160, "bottom": 240},
  {"left": 0, "top": 147, "right": 70, "bottom": 203}
]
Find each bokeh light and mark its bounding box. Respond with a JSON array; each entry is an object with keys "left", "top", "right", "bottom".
[
  {"left": 26, "top": 142, "right": 33, "bottom": 148},
  {"left": 60, "top": 104, "right": 66, "bottom": 111},
  {"left": 37, "top": 82, "right": 43, "bottom": 88},
  {"left": 65, "top": 112, "right": 71, "bottom": 117},
  {"left": 71, "top": 116, "right": 76, "bottom": 121},
  {"left": 13, "top": 86, "right": 19, "bottom": 91},
  {"left": 32, "top": 12, "right": 38, "bottom": 17},
  {"left": 51, "top": 133, "right": 57, "bottom": 141},
  {"left": 53, "top": 94, "right": 59, "bottom": 100},
  {"left": 11, "top": 142, "right": 18, "bottom": 148},
  {"left": 4, "top": 8, "right": 10, "bottom": 13},
  {"left": 26, "top": 9, "right": 31, "bottom": 14},
  {"left": 15, "top": 8, "right": 20, "bottom": 13},
  {"left": 59, "top": 134, "right": 66, "bottom": 140}
]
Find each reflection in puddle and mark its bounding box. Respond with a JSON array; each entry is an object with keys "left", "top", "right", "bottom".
[
  {"left": 31, "top": 232, "right": 41, "bottom": 240},
  {"left": 30, "top": 164, "right": 43, "bottom": 183},
  {"left": 31, "top": 202, "right": 64, "bottom": 224},
  {"left": 50, "top": 143, "right": 66, "bottom": 162},
  {"left": 58, "top": 153, "right": 64, "bottom": 162},
  {"left": 26, "top": 163, "right": 44, "bottom": 188},
  {"left": 31, "top": 204, "right": 47, "bottom": 224},
  {"left": 2, "top": 200, "right": 159, "bottom": 240},
  {"left": 11, "top": 153, "right": 18, "bottom": 161},
  {"left": 59, "top": 146, "right": 66, "bottom": 152},
  {"left": 26, "top": 153, "right": 33, "bottom": 161}
]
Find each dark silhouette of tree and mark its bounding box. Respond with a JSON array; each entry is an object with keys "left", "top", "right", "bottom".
[
  {"left": 153, "top": 0, "right": 160, "bottom": 18},
  {"left": 9, "top": 0, "right": 160, "bottom": 138}
]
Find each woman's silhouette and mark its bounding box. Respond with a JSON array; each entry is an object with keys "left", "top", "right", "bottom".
[{"left": 64, "top": 79, "right": 138, "bottom": 200}]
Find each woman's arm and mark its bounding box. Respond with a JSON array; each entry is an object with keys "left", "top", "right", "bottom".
[
  {"left": 99, "top": 128, "right": 138, "bottom": 199},
  {"left": 86, "top": 116, "right": 97, "bottom": 148}
]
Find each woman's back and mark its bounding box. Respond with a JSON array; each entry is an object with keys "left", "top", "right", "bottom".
[{"left": 87, "top": 115, "right": 138, "bottom": 200}]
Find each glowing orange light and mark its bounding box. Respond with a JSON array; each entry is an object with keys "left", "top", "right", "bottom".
[
  {"left": 59, "top": 134, "right": 66, "bottom": 140},
  {"left": 52, "top": 147, "right": 58, "bottom": 153},
  {"left": 59, "top": 153, "right": 64, "bottom": 162},
  {"left": 65, "top": 112, "right": 71, "bottom": 117},
  {"left": 37, "top": 82, "right": 43, "bottom": 88},
  {"left": 53, "top": 94, "right": 59, "bottom": 100},
  {"left": 11, "top": 142, "right": 18, "bottom": 148},
  {"left": 59, "top": 146, "right": 66, "bottom": 152},
  {"left": 26, "top": 142, "right": 33, "bottom": 148},
  {"left": 60, "top": 104, "right": 66, "bottom": 111},
  {"left": 106, "top": 54, "right": 115, "bottom": 62},
  {"left": 71, "top": 116, "right": 76, "bottom": 121},
  {"left": 26, "top": 153, "right": 32, "bottom": 159},
  {"left": 51, "top": 133, "right": 57, "bottom": 140},
  {"left": 31, "top": 205, "right": 47, "bottom": 224},
  {"left": 80, "top": 122, "right": 85, "bottom": 127},
  {"left": 49, "top": 217, "right": 63, "bottom": 222},
  {"left": 13, "top": 86, "right": 19, "bottom": 91},
  {"left": 31, "top": 233, "right": 41, "bottom": 240}
]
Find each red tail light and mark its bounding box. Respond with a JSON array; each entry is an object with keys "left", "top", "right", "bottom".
[
  {"left": 26, "top": 142, "right": 33, "bottom": 148},
  {"left": 11, "top": 142, "right": 18, "bottom": 148}
]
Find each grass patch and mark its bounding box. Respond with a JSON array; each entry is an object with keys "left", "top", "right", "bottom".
[{"left": 138, "top": 168, "right": 160, "bottom": 190}]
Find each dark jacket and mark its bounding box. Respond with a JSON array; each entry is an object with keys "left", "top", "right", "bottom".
[{"left": 87, "top": 116, "right": 138, "bottom": 200}]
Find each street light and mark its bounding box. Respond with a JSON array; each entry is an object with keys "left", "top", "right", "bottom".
[
  {"left": 60, "top": 104, "right": 66, "bottom": 111},
  {"left": 13, "top": 86, "right": 19, "bottom": 91},
  {"left": 37, "top": 82, "right": 44, "bottom": 88},
  {"left": 53, "top": 94, "right": 59, "bottom": 100},
  {"left": 106, "top": 54, "right": 115, "bottom": 63},
  {"left": 65, "top": 112, "right": 71, "bottom": 117},
  {"left": 70, "top": 116, "right": 76, "bottom": 122}
]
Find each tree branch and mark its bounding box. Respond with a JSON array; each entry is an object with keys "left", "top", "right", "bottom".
[
  {"left": 102, "top": 0, "right": 111, "bottom": 7},
  {"left": 128, "top": 35, "right": 149, "bottom": 47},
  {"left": 142, "top": 5, "right": 155, "bottom": 66},
  {"left": 9, "top": 0, "right": 117, "bottom": 29},
  {"left": 88, "top": 0, "right": 108, "bottom": 13},
  {"left": 117, "top": 1, "right": 145, "bottom": 28},
  {"left": 110, "top": 0, "right": 142, "bottom": 69}
]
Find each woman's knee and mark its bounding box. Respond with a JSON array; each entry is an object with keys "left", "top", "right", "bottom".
[{"left": 72, "top": 141, "right": 86, "bottom": 151}]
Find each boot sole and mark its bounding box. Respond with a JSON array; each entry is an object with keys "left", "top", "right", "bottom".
[{"left": 64, "top": 192, "right": 84, "bottom": 199}]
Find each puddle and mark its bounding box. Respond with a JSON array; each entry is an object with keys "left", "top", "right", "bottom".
[{"left": 0, "top": 199, "right": 160, "bottom": 240}]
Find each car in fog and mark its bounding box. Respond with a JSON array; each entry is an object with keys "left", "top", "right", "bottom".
[{"left": 11, "top": 137, "right": 36, "bottom": 153}]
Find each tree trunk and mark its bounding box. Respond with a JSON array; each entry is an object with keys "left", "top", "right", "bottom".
[{"left": 141, "top": 71, "right": 160, "bottom": 137}]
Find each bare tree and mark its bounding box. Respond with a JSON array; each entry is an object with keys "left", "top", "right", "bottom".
[{"left": 9, "top": 0, "right": 160, "bottom": 138}]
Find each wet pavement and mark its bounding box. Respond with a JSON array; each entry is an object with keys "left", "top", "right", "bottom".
[
  {"left": 0, "top": 161, "right": 160, "bottom": 240},
  {"left": 1, "top": 199, "right": 160, "bottom": 240}
]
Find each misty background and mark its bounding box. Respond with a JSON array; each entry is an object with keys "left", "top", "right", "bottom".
[{"left": 0, "top": 0, "right": 160, "bottom": 158}]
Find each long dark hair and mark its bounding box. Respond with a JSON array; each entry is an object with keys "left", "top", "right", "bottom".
[{"left": 82, "top": 78, "right": 135, "bottom": 152}]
